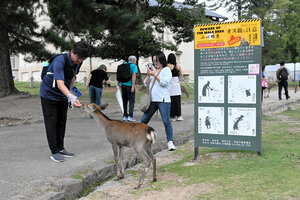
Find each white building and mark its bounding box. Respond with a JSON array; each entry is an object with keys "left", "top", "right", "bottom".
[{"left": 264, "top": 63, "right": 300, "bottom": 82}]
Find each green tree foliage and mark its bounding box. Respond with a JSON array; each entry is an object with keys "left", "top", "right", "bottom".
[
  {"left": 46, "top": 0, "right": 207, "bottom": 61},
  {"left": 205, "top": 0, "right": 300, "bottom": 65},
  {"left": 206, "top": 0, "right": 244, "bottom": 20},
  {"left": 0, "top": 0, "right": 207, "bottom": 97},
  {"left": 265, "top": 0, "right": 300, "bottom": 63},
  {"left": 46, "top": 0, "right": 207, "bottom": 83},
  {"left": 0, "top": 0, "right": 52, "bottom": 97}
]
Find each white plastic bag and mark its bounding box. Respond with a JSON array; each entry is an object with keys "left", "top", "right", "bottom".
[{"left": 116, "top": 86, "right": 124, "bottom": 113}]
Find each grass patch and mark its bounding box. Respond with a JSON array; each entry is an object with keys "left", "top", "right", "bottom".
[
  {"left": 77, "top": 175, "right": 114, "bottom": 198},
  {"left": 14, "top": 81, "right": 41, "bottom": 96},
  {"left": 155, "top": 109, "right": 300, "bottom": 199},
  {"left": 71, "top": 169, "right": 95, "bottom": 180},
  {"left": 281, "top": 104, "right": 300, "bottom": 121},
  {"left": 105, "top": 160, "right": 115, "bottom": 164},
  {"left": 126, "top": 169, "right": 140, "bottom": 176},
  {"left": 262, "top": 114, "right": 280, "bottom": 122},
  {"left": 72, "top": 174, "right": 83, "bottom": 180}
]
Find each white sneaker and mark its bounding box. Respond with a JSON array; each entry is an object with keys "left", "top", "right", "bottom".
[
  {"left": 170, "top": 117, "right": 177, "bottom": 122},
  {"left": 127, "top": 116, "right": 136, "bottom": 122},
  {"left": 123, "top": 116, "right": 128, "bottom": 121},
  {"left": 176, "top": 116, "right": 183, "bottom": 121},
  {"left": 167, "top": 141, "right": 176, "bottom": 151}
]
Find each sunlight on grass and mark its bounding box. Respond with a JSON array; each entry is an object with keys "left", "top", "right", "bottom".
[
  {"left": 156, "top": 108, "right": 300, "bottom": 199},
  {"left": 14, "top": 81, "right": 41, "bottom": 96},
  {"left": 281, "top": 104, "right": 300, "bottom": 121}
]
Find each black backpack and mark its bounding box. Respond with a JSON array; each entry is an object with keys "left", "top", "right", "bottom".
[
  {"left": 116, "top": 63, "right": 131, "bottom": 82},
  {"left": 280, "top": 68, "right": 288, "bottom": 80},
  {"left": 41, "top": 53, "right": 68, "bottom": 80}
]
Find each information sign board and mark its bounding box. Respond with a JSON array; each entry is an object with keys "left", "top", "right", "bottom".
[
  {"left": 195, "top": 19, "right": 261, "bottom": 49},
  {"left": 194, "top": 20, "right": 262, "bottom": 154}
]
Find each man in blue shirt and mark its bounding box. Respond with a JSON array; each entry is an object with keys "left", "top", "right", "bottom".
[
  {"left": 118, "top": 56, "right": 138, "bottom": 122},
  {"left": 40, "top": 41, "right": 90, "bottom": 162}
]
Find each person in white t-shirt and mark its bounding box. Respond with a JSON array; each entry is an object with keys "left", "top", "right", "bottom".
[{"left": 141, "top": 51, "right": 176, "bottom": 151}]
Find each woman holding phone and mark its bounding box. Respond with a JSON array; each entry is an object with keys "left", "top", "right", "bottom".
[{"left": 141, "top": 51, "right": 176, "bottom": 151}]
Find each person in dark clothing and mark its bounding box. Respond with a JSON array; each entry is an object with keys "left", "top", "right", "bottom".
[
  {"left": 86, "top": 64, "right": 110, "bottom": 106},
  {"left": 40, "top": 41, "right": 90, "bottom": 162},
  {"left": 167, "top": 53, "right": 184, "bottom": 122},
  {"left": 117, "top": 55, "right": 138, "bottom": 122},
  {"left": 276, "top": 62, "right": 290, "bottom": 100}
]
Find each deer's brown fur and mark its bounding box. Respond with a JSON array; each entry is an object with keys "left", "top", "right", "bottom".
[{"left": 84, "top": 103, "right": 157, "bottom": 189}]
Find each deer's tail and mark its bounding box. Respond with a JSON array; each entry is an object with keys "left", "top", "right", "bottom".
[{"left": 146, "top": 127, "right": 157, "bottom": 144}]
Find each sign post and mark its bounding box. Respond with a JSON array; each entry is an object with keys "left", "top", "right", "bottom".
[{"left": 194, "top": 20, "right": 262, "bottom": 159}]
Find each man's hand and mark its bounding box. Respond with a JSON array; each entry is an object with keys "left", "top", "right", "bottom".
[
  {"left": 131, "top": 86, "right": 135, "bottom": 93},
  {"left": 67, "top": 93, "right": 80, "bottom": 108},
  {"left": 73, "top": 99, "right": 82, "bottom": 108}
]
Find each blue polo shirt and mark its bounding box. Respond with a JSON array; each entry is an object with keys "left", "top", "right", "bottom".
[
  {"left": 120, "top": 61, "right": 138, "bottom": 86},
  {"left": 40, "top": 52, "right": 81, "bottom": 101}
]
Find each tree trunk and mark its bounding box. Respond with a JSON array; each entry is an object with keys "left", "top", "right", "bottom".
[
  {"left": 0, "top": 25, "right": 19, "bottom": 97},
  {"left": 237, "top": 0, "right": 242, "bottom": 20},
  {"left": 135, "top": 0, "right": 141, "bottom": 14},
  {"left": 135, "top": 1, "right": 143, "bottom": 85},
  {"left": 135, "top": 54, "right": 144, "bottom": 85}
]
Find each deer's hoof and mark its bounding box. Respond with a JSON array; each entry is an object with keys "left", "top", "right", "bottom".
[
  {"left": 115, "top": 176, "right": 120, "bottom": 181},
  {"left": 119, "top": 174, "right": 124, "bottom": 179},
  {"left": 134, "top": 184, "right": 141, "bottom": 189},
  {"left": 153, "top": 177, "right": 157, "bottom": 182}
]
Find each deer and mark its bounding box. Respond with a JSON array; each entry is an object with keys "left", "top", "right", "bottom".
[
  {"left": 84, "top": 103, "right": 157, "bottom": 189},
  {"left": 265, "top": 82, "right": 276, "bottom": 98}
]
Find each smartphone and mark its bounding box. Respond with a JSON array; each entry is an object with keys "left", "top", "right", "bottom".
[
  {"left": 71, "top": 86, "right": 82, "bottom": 97},
  {"left": 147, "top": 63, "right": 153, "bottom": 70}
]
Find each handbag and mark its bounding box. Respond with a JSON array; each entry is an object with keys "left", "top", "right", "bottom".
[
  {"left": 262, "top": 79, "right": 268, "bottom": 88},
  {"left": 140, "top": 92, "right": 152, "bottom": 112},
  {"left": 140, "top": 71, "right": 160, "bottom": 112}
]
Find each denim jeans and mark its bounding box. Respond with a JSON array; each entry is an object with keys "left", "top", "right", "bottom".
[
  {"left": 89, "top": 85, "right": 103, "bottom": 105},
  {"left": 278, "top": 80, "right": 289, "bottom": 100},
  {"left": 121, "top": 85, "right": 135, "bottom": 117},
  {"left": 141, "top": 102, "right": 173, "bottom": 142}
]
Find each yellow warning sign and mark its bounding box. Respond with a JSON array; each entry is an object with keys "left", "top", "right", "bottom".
[{"left": 194, "top": 20, "right": 261, "bottom": 49}]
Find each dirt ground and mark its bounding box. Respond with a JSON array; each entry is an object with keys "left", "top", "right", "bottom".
[
  {"left": 0, "top": 94, "right": 43, "bottom": 127},
  {"left": 78, "top": 141, "right": 259, "bottom": 200},
  {"left": 79, "top": 142, "right": 216, "bottom": 200}
]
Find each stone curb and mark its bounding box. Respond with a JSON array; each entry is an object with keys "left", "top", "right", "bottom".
[
  {"left": 37, "top": 131, "right": 194, "bottom": 200},
  {"left": 262, "top": 98, "right": 300, "bottom": 114}
]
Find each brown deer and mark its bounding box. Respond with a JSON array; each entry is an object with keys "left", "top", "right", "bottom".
[
  {"left": 294, "top": 84, "right": 300, "bottom": 93},
  {"left": 265, "top": 82, "right": 276, "bottom": 98},
  {"left": 84, "top": 103, "right": 157, "bottom": 189}
]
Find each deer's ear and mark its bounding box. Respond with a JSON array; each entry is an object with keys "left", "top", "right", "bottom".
[{"left": 92, "top": 105, "right": 97, "bottom": 112}]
